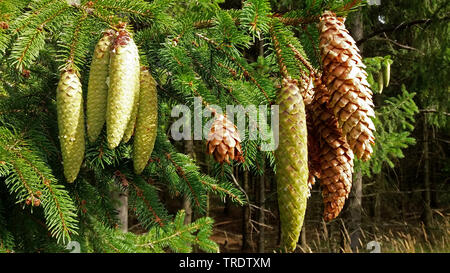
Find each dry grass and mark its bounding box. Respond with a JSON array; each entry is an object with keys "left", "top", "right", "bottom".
[{"left": 299, "top": 213, "right": 450, "bottom": 253}]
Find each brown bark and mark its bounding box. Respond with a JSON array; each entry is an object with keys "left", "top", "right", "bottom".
[
  {"left": 349, "top": 170, "right": 362, "bottom": 252},
  {"left": 257, "top": 165, "right": 265, "bottom": 253},
  {"left": 423, "top": 115, "right": 433, "bottom": 231},
  {"left": 242, "top": 170, "right": 250, "bottom": 251},
  {"left": 348, "top": 7, "right": 364, "bottom": 252}
]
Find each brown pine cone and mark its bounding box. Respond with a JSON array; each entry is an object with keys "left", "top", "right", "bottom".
[
  {"left": 308, "top": 79, "right": 354, "bottom": 221},
  {"left": 318, "top": 11, "right": 375, "bottom": 161},
  {"left": 207, "top": 113, "right": 244, "bottom": 164}
]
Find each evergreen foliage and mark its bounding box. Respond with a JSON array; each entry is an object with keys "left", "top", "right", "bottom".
[
  {"left": 0, "top": 0, "right": 420, "bottom": 252},
  {"left": 357, "top": 56, "right": 418, "bottom": 176}
]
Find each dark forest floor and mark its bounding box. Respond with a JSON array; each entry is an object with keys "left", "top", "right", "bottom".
[{"left": 209, "top": 201, "right": 450, "bottom": 253}]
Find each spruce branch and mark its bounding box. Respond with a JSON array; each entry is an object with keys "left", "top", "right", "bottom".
[
  {"left": 11, "top": 150, "right": 77, "bottom": 242},
  {"left": 124, "top": 173, "right": 168, "bottom": 228},
  {"left": 0, "top": 126, "right": 78, "bottom": 243},
  {"left": 302, "top": 26, "right": 321, "bottom": 68},
  {"left": 357, "top": 16, "right": 450, "bottom": 46},
  {"left": 241, "top": 0, "right": 271, "bottom": 38},
  {"left": 138, "top": 211, "right": 218, "bottom": 253},
  {"left": 195, "top": 33, "right": 270, "bottom": 102},
  {"left": 288, "top": 43, "right": 316, "bottom": 75},
  {"left": 12, "top": 0, "right": 66, "bottom": 34},
  {"left": 189, "top": 54, "right": 241, "bottom": 104},
  {"left": 165, "top": 153, "right": 201, "bottom": 209},
  {"left": 193, "top": 11, "right": 320, "bottom": 30},
  {"left": 200, "top": 176, "right": 245, "bottom": 206},
  {"left": 94, "top": 0, "right": 153, "bottom": 19},
  {"left": 132, "top": 184, "right": 164, "bottom": 227},
  {"left": 338, "top": 0, "right": 363, "bottom": 13},
  {"left": 67, "top": 12, "right": 88, "bottom": 66},
  {"left": 11, "top": 4, "right": 71, "bottom": 70},
  {"left": 9, "top": 161, "right": 37, "bottom": 202},
  {"left": 276, "top": 15, "right": 320, "bottom": 27},
  {"left": 269, "top": 23, "right": 288, "bottom": 79}
]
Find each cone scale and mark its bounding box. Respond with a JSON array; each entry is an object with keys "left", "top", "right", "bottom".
[
  {"left": 276, "top": 78, "right": 309, "bottom": 252},
  {"left": 56, "top": 69, "right": 85, "bottom": 183}
]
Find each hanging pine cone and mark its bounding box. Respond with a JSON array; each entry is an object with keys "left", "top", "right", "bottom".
[
  {"left": 86, "top": 29, "right": 115, "bottom": 142},
  {"left": 383, "top": 59, "right": 392, "bottom": 87},
  {"left": 308, "top": 78, "right": 354, "bottom": 221},
  {"left": 318, "top": 11, "right": 375, "bottom": 161},
  {"left": 106, "top": 28, "right": 140, "bottom": 149},
  {"left": 377, "top": 71, "right": 384, "bottom": 94},
  {"left": 276, "top": 78, "right": 309, "bottom": 252},
  {"left": 122, "top": 54, "right": 141, "bottom": 143},
  {"left": 56, "top": 68, "right": 85, "bottom": 183},
  {"left": 133, "top": 67, "right": 158, "bottom": 174},
  {"left": 206, "top": 113, "right": 243, "bottom": 164}
]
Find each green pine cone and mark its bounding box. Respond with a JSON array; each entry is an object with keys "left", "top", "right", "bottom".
[
  {"left": 106, "top": 31, "right": 140, "bottom": 149},
  {"left": 275, "top": 78, "right": 309, "bottom": 252},
  {"left": 122, "top": 60, "right": 141, "bottom": 143},
  {"left": 86, "top": 30, "right": 114, "bottom": 142},
  {"left": 378, "top": 71, "right": 384, "bottom": 94},
  {"left": 56, "top": 69, "right": 85, "bottom": 183},
  {"left": 383, "top": 60, "right": 391, "bottom": 87},
  {"left": 133, "top": 68, "right": 157, "bottom": 174}
]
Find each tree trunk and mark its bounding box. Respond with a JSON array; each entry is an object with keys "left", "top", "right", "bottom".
[
  {"left": 430, "top": 126, "right": 439, "bottom": 208},
  {"left": 183, "top": 139, "right": 194, "bottom": 225},
  {"left": 114, "top": 189, "right": 128, "bottom": 232},
  {"left": 348, "top": 7, "right": 364, "bottom": 252},
  {"left": 241, "top": 169, "right": 250, "bottom": 251},
  {"left": 257, "top": 165, "right": 265, "bottom": 253},
  {"left": 205, "top": 145, "right": 210, "bottom": 218},
  {"left": 374, "top": 173, "right": 383, "bottom": 222},
  {"left": 400, "top": 164, "right": 407, "bottom": 221},
  {"left": 350, "top": 170, "right": 362, "bottom": 252},
  {"left": 182, "top": 194, "right": 193, "bottom": 225},
  {"left": 423, "top": 114, "right": 432, "bottom": 231}
]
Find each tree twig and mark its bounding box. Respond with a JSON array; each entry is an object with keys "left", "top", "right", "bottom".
[
  {"left": 374, "top": 34, "right": 424, "bottom": 55},
  {"left": 420, "top": 109, "right": 450, "bottom": 117},
  {"left": 357, "top": 16, "right": 450, "bottom": 45}
]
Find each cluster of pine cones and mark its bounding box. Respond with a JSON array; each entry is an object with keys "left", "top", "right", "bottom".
[
  {"left": 311, "top": 10, "right": 375, "bottom": 221},
  {"left": 203, "top": 11, "right": 375, "bottom": 253},
  {"left": 55, "top": 11, "right": 375, "bottom": 253},
  {"left": 57, "top": 24, "right": 157, "bottom": 183},
  {"left": 276, "top": 11, "right": 376, "bottom": 251}
]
